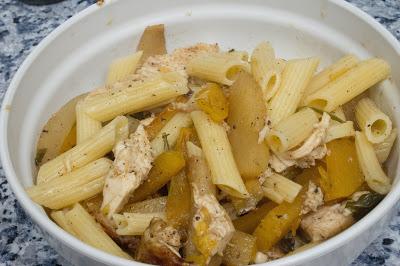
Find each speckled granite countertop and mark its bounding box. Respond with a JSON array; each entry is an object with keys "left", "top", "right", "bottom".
[{"left": 0, "top": 0, "right": 400, "bottom": 265}]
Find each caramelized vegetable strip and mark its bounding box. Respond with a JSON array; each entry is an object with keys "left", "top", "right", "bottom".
[
  {"left": 166, "top": 171, "right": 192, "bottom": 230},
  {"left": 36, "top": 94, "right": 86, "bottom": 166},
  {"left": 136, "top": 24, "right": 167, "bottom": 64},
  {"left": 228, "top": 71, "right": 270, "bottom": 179},
  {"left": 122, "top": 197, "right": 167, "bottom": 213},
  {"left": 222, "top": 231, "right": 257, "bottom": 266},
  {"left": 130, "top": 150, "right": 185, "bottom": 202}
]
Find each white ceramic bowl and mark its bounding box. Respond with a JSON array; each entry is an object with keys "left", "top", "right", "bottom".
[{"left": 1, "top": 0, "right": 400, "bottom": 265}]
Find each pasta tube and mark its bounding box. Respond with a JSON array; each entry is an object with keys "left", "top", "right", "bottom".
[
  {"left": 325, "top": 121, "right": 355, "bottom": 143},
  {"left": 106, "top": 51, "right": 143, "bottom": 85},
  {"left": 251, "top": 42, "right": 285, "bottom": 101},
  {"left": 266, "top": 108, "right": 319, "bottom": 153},
  {"left": 267, "top": 57, "right": 319, "bottom": 126},
  {"left": 305, "top": 58, "right": 391, "bottom": 112},
  {"left": 374, "top": 128, "right": 397, "bottom": 163},
  {"left": 303, "top": 54, "right": 359, "bottom": 98},
  {"left": 37, "top": 116, "right": 128, "bottom": 184},
  {"left": 355, "top": 131, "right": 391, "bottom": 194},
  {"left": 355, "top": 98, "right": 392, "bottom": 143},
  {"left": 191, "top": 111, "right": 249, "bottom": 198},
  {"left": 113, "top": 212, "right": 165, "bottom": 235},
  {"left": 187, "top": 52, "right": 249, "bottom": 85},
  {"left": 262, "top": 173, "right": 302, "bottom": 204},
  {"left": 331, "top": 106, "right": 347, "bottom": 121},
  {"left": 28, "top": 158, "right": 112, "bottom": 209},
  {"left": 65, "top": 203, "right": 131, "bottom": 259},
  {"left": 75, "top": 100, "right": 102, "bottom": 144},
  {"left": 151, "top": 112, "right": 193, "bottom": 157},
  {"left": 50, "top": 210, "right": 77, "bottom": 237},
  {"left": 82, "top": 72, "right": 188, "bottom": 122}
]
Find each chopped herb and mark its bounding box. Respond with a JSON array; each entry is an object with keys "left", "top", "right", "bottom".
[
  {"left": 35, "top": 148, "right": 47, "bottom": 166},
  {"left": 346, "top": 192, "right": 384, "bottom": 219},
  {"left": 228, "top": 48, "right": 235, "bottom": 53}
]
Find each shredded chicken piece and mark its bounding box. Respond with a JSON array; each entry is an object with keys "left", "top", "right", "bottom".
[
  {"left": 131, "top": 43, "right": 219, "bottom": 82},
  {"left": 269, "top": 113, "right": 331, "bottom": 173},
  {"left": 301, "top": 204, "right": 354, "bottom": 242},
  {"left": 288, "top": 112, "right": 331, "bottom": 159},
  {"left": 136, "top": 218, "right": 185, "bottom": 266},
  {"left": 192, "top": 184, "right": 235, "bottom": 259},
  {"left": 101, "top": 124, "right": 153, "bottom": 218},
  {"left": 301, "top": 181, "right": 324, "bottom": 215}
]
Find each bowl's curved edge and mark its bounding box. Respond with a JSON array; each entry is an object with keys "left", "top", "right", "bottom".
[{"left": 1, "top": 0, "right": 400, "bottom": 266}]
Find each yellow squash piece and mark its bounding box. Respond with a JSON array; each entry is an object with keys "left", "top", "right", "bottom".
[
  {"left": 223, "top": 231, "right": 257, "bottom": 266},
  {"left": 195, "top": 83, "right": 229, "bottom": 122},
  {"left": 227, "top": 71, "right": 270, "bottom": 179},
  {"left": 130, "top": 150, "right": 185, "bottom": 202},
  {"left": 233, "top": 201, "right": 276, "bottom": 234},
  {"left": 323, "top": 138, "right": 364, "bottom": 201},
  {"left": 253, "top": 167, "right": 320, "bottom": 252}
]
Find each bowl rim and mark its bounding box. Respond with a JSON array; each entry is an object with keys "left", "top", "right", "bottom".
[{"left": 1, "top": 0, "right": 400, "bottom": 265}]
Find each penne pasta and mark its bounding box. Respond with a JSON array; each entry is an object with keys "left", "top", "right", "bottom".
[
  {"left": 305, "top": 58, "right": 391, "bottom": 112},
  {"left": 75, "top": 100, "right": 102, "bottom": 144},
  {"left": 267, "top": 57, "right": 319, "bottom": 126},
  {"left": 374, "top": 128, "right": 397, "bottom": 163},
  {"left": 37, "top": 116, "right": 128, "bottom": 184},
  {"left": 355, "top": 131, "right": 391, "bottom": 194},
  {"left": 151, "top": 112, "right": 193, "bottom": 157},
  {"left": 187, "top": 52, "right": 249, "bottom": 85},
  {"left": 65, "top": 203, "right": 131, "bottom": 259},
  {"left": 251, "top": 42, "right": 285, "bottom": 101},
  {"left": 355, "top": 98, "right": 392, "bottom": 144},
  {"left": 106, "top": 51, "right": 143, "bottom": 85},
  {"left": 50, "top": 210, "right": 77, "bottom": 237},
  {"left": 82, "top": 72, "right": 188, "bottom": 122},
  {"left": 191, "top": 111, "right": 249, "bottom": 198},
  {"left": 266, "top": 108, "right": 319, "bottom": 153},
  {"left": 113, "top": 212, "right": 165, "bottom": 235},
  {"left": 262, "top": 173, "right": 302, "bottom": 204},
  {"left": 28, "top": 158, "right": 112, "bottom": 209},
  {"left": 325, "top": 121, "right": 355, "bottom": 143},
  {"left": 303, "top": 54, "right": 359, "bottom": 99}
]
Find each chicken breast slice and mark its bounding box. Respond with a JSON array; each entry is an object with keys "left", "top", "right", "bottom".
[
  {"left": 300, "top": 181, "right": 324, "bottom": 215},
  {"left": 101, "top": 124, "right": 154, "bottom": 218},
  {"left": 300, "top": 204, "right": 354, "bottom": 242}
]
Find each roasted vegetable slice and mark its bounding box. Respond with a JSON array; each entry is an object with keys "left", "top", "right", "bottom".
[{"left": 228, "top": 71, "right": 270, "bottom": 179}]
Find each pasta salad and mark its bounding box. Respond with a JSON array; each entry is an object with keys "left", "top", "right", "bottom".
[{"left": 28, "top": 24, "right": 396, "bottom": 265}]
